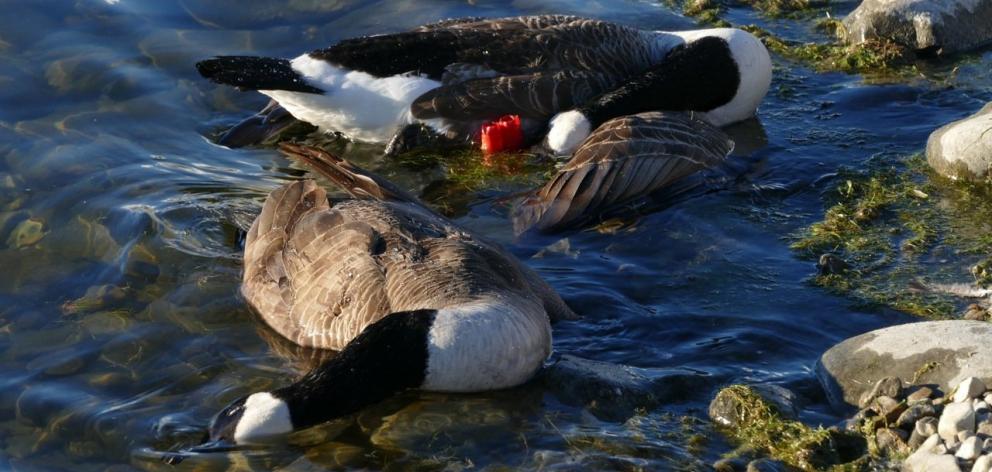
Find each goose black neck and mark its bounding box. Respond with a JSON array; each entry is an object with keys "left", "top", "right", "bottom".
[
  {"left": 273, "top": 309, "right": 437, "bottom": 430},
  {"left": 578, "top": 36, "right": 740, "bottom": 127}
]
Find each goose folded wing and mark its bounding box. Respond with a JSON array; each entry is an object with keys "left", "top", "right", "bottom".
[
  {"left": 410, "top": 69, "right": 616, "bottom": 121},
  {"left": 512, "top": 112, "right": 734, "bottom": 234}
]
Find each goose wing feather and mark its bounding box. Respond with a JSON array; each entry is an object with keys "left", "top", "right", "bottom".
[
  {"left": 513, "top": 112, "right": 734, "bottom": 234},
  {"left": 411, "top": 69, "right": 616, "bottom": 120}
]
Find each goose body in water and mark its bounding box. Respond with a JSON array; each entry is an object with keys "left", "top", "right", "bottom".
[
  {"left": 208, "top": 144, "right": 575, "bottom": 444},
  {"left": 196, "top": 15, "right": 771, "bottom": 154}
]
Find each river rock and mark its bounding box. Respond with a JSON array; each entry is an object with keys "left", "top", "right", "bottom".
[
  {"left": 746, "top": 458, "right": 798, "bottom": 472},
  {"left": 842, "top": 0, "right": 992, "bottom": 54},
  {"left": 974, "top": 455, "right": 992, "bottom": 472},
  {"left": 709, "top": 384, "right": 800, "bottom": 428},
  {"left": 817, "top": 321, "right": 992, "bottom": 412},
  {"left": 927, "top": 102, "right": 992, "bottom": 181},
  {"left": 959, "top": 436, "right": 982, "bottom": 460},
  {"left": 908, "top": 386, "right": 936, "bottom": 404},
  {"left": 906, "top": 434, "right": 961, "bottom": 472},
  {"left": 911, "top": 417, "right": 940, "bottom": 449},
  {"left": 898, "top": 402, "right": 938, "bottom": 430},
  {"left": 876, "top": 427, "right": 910, "bottom": 455},
  {"left": 940, "top": 402, "right": 977, "bottom": 442},
  {"left": 956, "top": 378, "right": 988, "bottom": 403},
  {"left": 542, "top": 354, "right": 710, "bottom": 421},
  {"left": 859, "top": 376, "right": 904, "bottom": 408}
]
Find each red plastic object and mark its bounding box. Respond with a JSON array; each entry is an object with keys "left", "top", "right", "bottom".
[{"left": 480, "top": 115, "right": 523, "bottom": 154}]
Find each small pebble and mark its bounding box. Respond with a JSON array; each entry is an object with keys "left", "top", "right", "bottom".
[
  {"left": 860, "top": 377, "right": 904, "bottom": 408},
  {"left": 956, "top": 378, "right": 987, "bottom": 403},
  {"left": 940, "top": 402, "right": 977, "bottom": 442},
  {"left": 911, "top": 417, "right": 940, "bottom": 449},
  {"left": 973, "top": 455, "right": 992, "bottom": 472},
  {"left": 898, "top": 402, "right": 938, "bottom": 430},
  {"left": 984, "top": 393, "right": 992, "bottom": 405},
  {"left": 984, "top": 438, "right": 992, "bottom": 452},
  {"left": 876, "top": 428, "right": 910, "bottom": 456},
  {"left": 908, "top": 386, "right": 936, "bottom": 404},
  {"left": 959, "top": 436, "right": 982, "bottom": 460},
  {"left": 874, "top": 395, "right": 908, "bottom": 423}
]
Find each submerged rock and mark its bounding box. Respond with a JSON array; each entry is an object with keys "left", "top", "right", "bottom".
[
  {"left": 542, "top": 354, "right": 710, "bottom": 421},
  {"left": 927, "top": 102, "right": 992, "bottom": 182},
  {"left": 842, "top": 0, "right": 992, "bottom": 54},
  {"left": 709, "top": 384, "right": 800, "bottom": 427},
  {"left": 817, "top": 321, "right": 992, "bottom": 412}
]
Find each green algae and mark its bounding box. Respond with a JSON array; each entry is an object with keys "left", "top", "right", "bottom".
[
  {"left": 714, "top": 385, "right": 865, "bottom": 470},
  {"left": 792, "top": 154, "right": 992, "bottom": 318},
  {"left": 742, "top": 25, "right": 914, "bottom": 76}
]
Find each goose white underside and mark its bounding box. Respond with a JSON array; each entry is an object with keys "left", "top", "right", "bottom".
[
  {"left": 423, "top": 297, "right": 552, "bottom": 392},
  {"left": 262, "top": 55, "right": 444, "bottom": 143}
]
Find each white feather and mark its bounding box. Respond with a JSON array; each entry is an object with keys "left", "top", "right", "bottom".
[
  {"left": 546, "top": 110, "right": 592, "bottom": 156},
  {"left": 234, "top": 392, "right": 293, "bottom": 444},
  {"left": 260, "top": 54, "right": 442, "bottom": 143},
  {"left": 423, "top": 297, "right": 551, "bottom": 392}
]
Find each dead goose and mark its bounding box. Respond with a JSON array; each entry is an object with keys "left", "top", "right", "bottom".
[
  {"left": 512, "top": 111, "right": 734, "bottom": 234},
  {"left": 196, "top": 15, "right": 770, "bottom": 154},
  {"left": 207, "top": 143, "right": 575, "bottom": 444}
]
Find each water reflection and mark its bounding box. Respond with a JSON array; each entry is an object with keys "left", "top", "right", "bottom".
[{"left": 1, "top": 0, "right": 991, "bottom": 470}]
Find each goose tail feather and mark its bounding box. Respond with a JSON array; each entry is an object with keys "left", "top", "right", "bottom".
[
  {"left": 196, "top": 56, "right": 323, "bottom": 94},
  {"left": 278, "top": 143, "right": 420, "bottom": 204}
]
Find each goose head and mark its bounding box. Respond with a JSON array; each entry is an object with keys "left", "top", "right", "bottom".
[
  {"left": 544, "top": 27, "right": 770, "bottom": 156},
  {"left": 208, "top": 392, "right": 292, "bottom": 444}
]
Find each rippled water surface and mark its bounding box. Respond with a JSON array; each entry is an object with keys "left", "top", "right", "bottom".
[{"left": 2, "top": 0, "right": 992, "bottom": 470}]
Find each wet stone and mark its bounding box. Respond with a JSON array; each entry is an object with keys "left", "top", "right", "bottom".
[
  {"left": 928, "top": 102, "right": 992, "bottom": 181},
  {"left": 875, "top": 427, "right": 910, "bottom": 456},
  {"left": 5, "top": 217, "right": 44, "bottom": 249},
  {"left": 746, "top": 458, "right": 798, "bottom": 472},
  {"left": 843, "top": 0, "right": 992, "bottom": 54},
  {"left": 714, "top": 457, "right": 749, "bottom": 472},
  {"left": 709, "top": 384, "right": 800, "bottom": 427},
  {"left": 898, "top": 402, "right": 938, "bottom": 430},
  {"left": 817, "top": 253, "right": 849, "bottom": 275}
]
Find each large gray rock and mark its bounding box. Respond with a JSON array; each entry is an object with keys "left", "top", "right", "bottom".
[
  {"left": 817, "top": 321, "right": 992, "bottom": 412},
  {"left": 927, "top": 103, "right": 992, "bottom": 181},
  {"left": 843, "top": 0, "right": 992, "bottom": 54}
]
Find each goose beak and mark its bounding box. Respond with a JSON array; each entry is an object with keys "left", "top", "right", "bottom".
[
  {"left": 216, "top": 100, "right": 299, "bottom": 148},
  {"left": 206, "top": 395, "right": 249, "bottom": 444}
]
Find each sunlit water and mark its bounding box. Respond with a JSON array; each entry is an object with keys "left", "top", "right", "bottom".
[{"left": 1, "top": 0, "right": 991, "bottom": 470}]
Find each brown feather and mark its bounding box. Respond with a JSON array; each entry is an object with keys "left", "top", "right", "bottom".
[{"left": 513, "top": 112, "right": 734, "bottom": 234}]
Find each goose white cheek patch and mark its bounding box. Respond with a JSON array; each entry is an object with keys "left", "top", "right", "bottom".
[
  {"left": 547, "top": 110, "right": 592, "bottom": 155},
  {"left": 234, "top": 392, "right": 293, "bottom": 444}
]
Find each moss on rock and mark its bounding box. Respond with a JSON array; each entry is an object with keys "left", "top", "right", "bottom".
[{"left": 712, "top": 385, "right": 866, "bottom": 470}]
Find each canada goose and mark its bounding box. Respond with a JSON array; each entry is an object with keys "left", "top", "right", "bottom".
[
  {"left": 513, "top": 111, "right": 734, "bottom": 234},
  {"left": 207, "top": 143, "right": 575, "bottom": 444},
  {"left": 196, "top": 15, "right": 771, "bottom": 155}
]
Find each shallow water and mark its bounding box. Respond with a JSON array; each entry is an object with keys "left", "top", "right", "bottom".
[{"left": 1, "top": 0, "right": 991, "bottom": 470}]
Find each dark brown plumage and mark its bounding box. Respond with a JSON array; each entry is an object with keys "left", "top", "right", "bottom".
[
  {"left": 512, "top": 111, "right": 734, "bottom": 234},
  {"left": 242, "top": 144, "right": 576, "bottom": 350}
]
